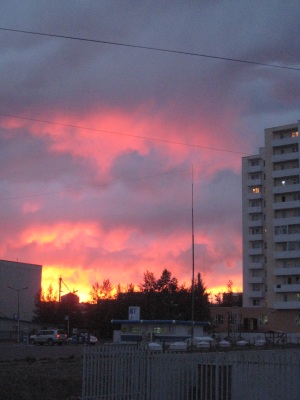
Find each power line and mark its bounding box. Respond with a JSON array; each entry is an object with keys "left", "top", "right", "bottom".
[
  {"left": 0, "top": 113, "right": 247, "bottom": 155},
  {"left": 0, "top": 27, "right": 299, "bottom": 72}
]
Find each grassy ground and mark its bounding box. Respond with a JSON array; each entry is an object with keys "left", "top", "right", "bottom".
[{"left": 0, "top": 356, "right": 82, "bottom": 400}]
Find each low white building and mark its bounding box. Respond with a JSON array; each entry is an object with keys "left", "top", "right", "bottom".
[
  {"left": 0, "top": 259, "right": 42, "bottom": 339},
  {"left": 111, "top": 319, "right": 210, "bottom": 344}
]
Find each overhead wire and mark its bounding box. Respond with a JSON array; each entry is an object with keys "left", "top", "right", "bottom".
[
  {"left": 0, "top": 113, "right": 248, "bottom": 156},
  {"left": 0, "top": 27, "right": 299, "bottom": 72},
  {"left": 0, "top": 26, "right": 261, "bottom": 203}
]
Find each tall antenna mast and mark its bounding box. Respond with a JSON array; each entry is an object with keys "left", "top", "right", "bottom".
[{"left": 191, "top": 165, "right": 195, "bottom": 341}]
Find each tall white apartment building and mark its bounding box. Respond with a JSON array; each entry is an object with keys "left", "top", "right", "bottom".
[{"left": 242, "top": 122, "right": 300, "bottom": 310}]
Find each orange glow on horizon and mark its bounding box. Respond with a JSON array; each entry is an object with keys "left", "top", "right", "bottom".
[{"left": 42, "top": 265, "right": 243, "bottom": 305}]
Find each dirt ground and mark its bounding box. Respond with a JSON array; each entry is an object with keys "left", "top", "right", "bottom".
[{"left": 0, "top": 355, "right": 83, "bottom": 400}]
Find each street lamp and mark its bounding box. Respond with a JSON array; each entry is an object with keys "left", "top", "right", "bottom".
[{"left": 8, "top": 286, "right": 28, "bottom": 343}]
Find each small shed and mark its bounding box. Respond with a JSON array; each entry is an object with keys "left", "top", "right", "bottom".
[{"left": 111, "top": 319, "right": 210, "bottom": 344}]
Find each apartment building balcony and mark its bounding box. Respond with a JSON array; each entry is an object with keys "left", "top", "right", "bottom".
[
  {"left": 273, "top": 200, "right": 300, "bottom": 210},
  {"left": 274, "top": 284, "right": 300, "bottom": 293},
  {"left": 272, "top": 152, "right": 299, "bottom": 163},
  {"left": 248, "top": 248, "right": 263, "bottom": 256},
  {"left": 272, "top": 183, "right": 300, "bottom": 194},
  {"left": 274, "top": 233, "right": 300, "bottom": 242},
  {"left": 248, "top": 262, "right": 263, "bottom": 269},
  {"left": 274, "top": 250, "right": 300, "bottom": 259},
  {"left": 275, "top": 267, "right": 300, "bottom": 275},
  {"left": 248, "top": 234, "right": 263, "bottom": 241},
  {"left": 247, "top": 193, "right": 262, "bottom": 200},
  {"left": 248, "top": 219, "right": 263, "bottom": 227},
  {"left": 272, "top": 137, "right": 298, "bottom": 147},
  {"left": 273, "top": 217, "right": 299, "bottom": 226},
  {"left": 272, "top": 168, "right": 299, "bottom": 179},
  {"left": 248, "top": 276, "right": 264, "bottom": 284},
  {"left": 247, "top": 206, "right": 262, "bottom": 214},
  {"left": 247, "top": 178, "right": 262, "bottom": 186},
  {"left": 248, "top": 291, "right": 264, "bottom": 298},
  {"left": 247, "top": 165, "right": 262, "bottom": 173},
  {"left": 273, "top": 301, "right": 300, "bottom": 310}
]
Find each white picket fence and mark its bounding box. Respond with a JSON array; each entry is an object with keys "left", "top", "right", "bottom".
[{"left": 82, "top": 345, "right": 300, "bottom": 400}]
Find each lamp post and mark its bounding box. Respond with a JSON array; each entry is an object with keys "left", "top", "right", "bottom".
[{"left": 8, "top": 286, "right": 28, "bottom": 343}]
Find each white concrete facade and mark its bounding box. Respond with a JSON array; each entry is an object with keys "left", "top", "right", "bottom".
[
  {"left": 243, "top": 122, "right": 300, "bottom": 312},
  {"left": 0, "top": 259, "right": 42, "bottom": 323}
]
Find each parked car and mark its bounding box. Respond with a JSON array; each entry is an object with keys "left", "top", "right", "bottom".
[
  {"left": 68, "top": 333, "right": 98, "bottom": 345},
  {"left": 30, "top": 329, "right": 68, "bottom": 346}
]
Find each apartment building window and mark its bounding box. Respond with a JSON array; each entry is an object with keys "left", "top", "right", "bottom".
[
  {"left": 288, "top": 241, "right": 300, "bottom": 251},
  {"left": 250, "top": 200, "right": 260, "bottom": 207},
  {"left": 251, "top": 242, "right": 261, "bottom": 249},
  {"left": 292, "top": 131, "right": 299, "bottom": 138},
  {"left": 252, "top": 187, "right": 260, "bottom": 194},
  {"left": 251, "top": 255, "right": 262, "bottom": 263},
  {"left": 215, "top": 315, "right": 224, "bottom": 324},
  {"left": 250, "top": 159, "right": 259, "bottom": 167},
  {"left": 252, "top": 270, "right": 261, "bottom": 277},
  {"left": 295, "top": 315, "right": 300, "bottom": 325},
  {"left": 296, "top": 294, "right": 300, "bottom": 302},
  {"left": 258, "top": 315, "right": 268, "bottom": 326},
  {"left": 283, "top": 294, "right": 288, "bottom": 302},
  {"left": 280, "top": 243, "right": 287, "bottom": 251},
  {"left": 290, "top": 177, "right": 299, "bottom": 185},
  {"left": 253, "top": 299, "right": 260, "bottom": 306},
  {"left": 289, "top": 225, "right": 300, "bottom": 234},
  {"left": 250, "top": 227, "right": 261, "bottom": 235},
  {"left": 250, "top": 173, "right": 260, "bottom": 180},
  {"left": 274, "top": 226, "right": 288, "bottom": 235}
]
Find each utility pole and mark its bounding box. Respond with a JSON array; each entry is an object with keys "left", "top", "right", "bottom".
[
  {"left": 8, "top": 286, "right": 28, "bottom": 343},
  {"left": 59, "top": 276, "right": 62, "bottom": 302}
]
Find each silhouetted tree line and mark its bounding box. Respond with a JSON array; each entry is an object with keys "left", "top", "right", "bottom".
[
  {"left": 214, "top": 280, "right": 242, "bottom": 307},
  {"left": 33, "top": 269, "right": 210, "bottom": 339}
]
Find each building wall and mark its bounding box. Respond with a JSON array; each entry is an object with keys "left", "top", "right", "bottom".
[
  {"left": 210, "top": 306, "right": 300, "bottom": 334},
  {"left": 0, "top": 260, "right": 42, "bottom": 323},
  {"left": 242, "top": 149, "right": 266, "bottom": 307},
  {"left": 242, "top": 122, "right": 300, "bottom": 310}
]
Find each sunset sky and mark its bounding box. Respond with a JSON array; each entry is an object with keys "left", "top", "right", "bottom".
[{"left": 1, "top": 1, "right": 300, "bottom": 302}]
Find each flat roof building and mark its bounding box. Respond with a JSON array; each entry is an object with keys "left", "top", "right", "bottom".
[{"left": 0, "top": 259, "right": 42, "bottom": 335}]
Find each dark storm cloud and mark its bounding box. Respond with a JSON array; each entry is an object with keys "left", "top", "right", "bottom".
[
  {"left": 0, "top": 1, "right": 298, "bottom": 120},
  {"left": 0, "top": 1, "right": 299, "bottom": 295},
  {"left": 0, "top": 130, "right": 95, "bottom": 185}
]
